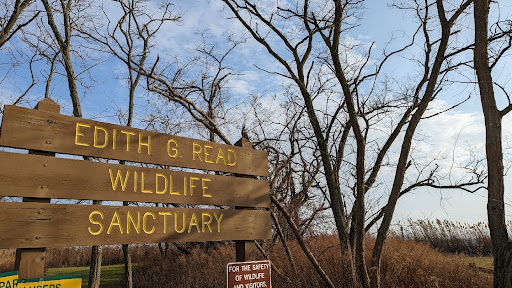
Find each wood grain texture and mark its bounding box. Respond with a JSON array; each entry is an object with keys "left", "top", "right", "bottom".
[
  {"left": 0, "top": 202, "right": 272, "bottom": 248},
  {"left": 15, "top": 99, "right": 57, "bottom": 279},
  {"left": 0, "top": 151, "right": 270, "bottom": 207},
  {"left": 0, "top": 105, "right": 269, "bottom": 176}
]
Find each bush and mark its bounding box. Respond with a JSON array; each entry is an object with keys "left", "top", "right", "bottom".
[{"left": 131, "top": 235, "right": 491, "bottom": 287}]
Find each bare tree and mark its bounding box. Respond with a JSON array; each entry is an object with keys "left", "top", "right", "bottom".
[
  {"left": 39, "top": 1, "right": 100, "bottom": 286},
  {"left": 221, "top": 0, "right": 483, "bottom": 286},
  {"left": 80, "top": 1, "right": 179, "bottom": 286},
  {"left": 474, "top": 1, "right": 512, "bottom": 287},
  {"left": 140, "top": 33, "right": 243, "bottom": 145},
  {"left": 0, "top": 0, "right": 41, "bottom": 111},
  {"left": 0, "top": 0, "right": 39, "bottom": 49},
  {"left": 40, "top": 0, "right": 85, "bottom": 117}
]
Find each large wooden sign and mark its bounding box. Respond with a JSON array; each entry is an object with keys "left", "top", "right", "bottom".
[{"left": 0, "top": 99, "right": 271, "bottom": 252}]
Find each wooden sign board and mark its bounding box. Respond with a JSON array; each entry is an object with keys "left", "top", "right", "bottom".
[
  {"left": 0, "top": 202, "right": 271, "bottom": 249},
  {"left": 18, "top": 275, "right": 82, "bottom": 288},
  {"left": 0, "top": 105, "right": 269, "bottom": 176},
  {"left": 227, "top": 260, "right": 271, "bottom": 288},
  {"left": 0, "top": 99, "right": 271, "bottom": 279},
  {"left": 0, "top": 151, "right": 269, "bottom": 207}
]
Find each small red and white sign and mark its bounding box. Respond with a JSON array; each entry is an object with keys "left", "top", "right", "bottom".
[{"left": 227, "top": 260, "right": 271, "bottom": 288}]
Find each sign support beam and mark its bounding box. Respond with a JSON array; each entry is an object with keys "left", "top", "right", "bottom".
[
  {"left": 14, "top": 98, "right": 60, "bottom": 279},
  {"left": 235, "top": 137, "right": 258, "bottom": 262}
]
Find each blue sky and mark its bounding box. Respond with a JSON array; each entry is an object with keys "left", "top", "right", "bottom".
[{"left": 1, "top": 0, "right": 511, "bottom": 225}]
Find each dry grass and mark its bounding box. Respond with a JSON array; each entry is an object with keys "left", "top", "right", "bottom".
[
  {"left": 0, "top": 235, "right": 492, "bottom": 287},
  {"left": 394, "top": 219, "right": 492, "bottom": 255},
  {"left": 130, "top": 236, "right": 491, "bottom": 287}
]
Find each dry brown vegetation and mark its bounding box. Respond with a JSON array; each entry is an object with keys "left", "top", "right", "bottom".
[
  {"left": 0, "top": 221, "right": 494, "bottom": 287},
  {"left": 131, "top": 236, "right": 491, "bottom": 287},
  {"left": 395, "top": 220, "right": 493, "bottom": 255}
]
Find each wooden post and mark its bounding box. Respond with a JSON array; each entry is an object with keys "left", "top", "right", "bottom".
[
  {"left": 14, "top": 98, "right": 60, "bottom": 279},
  {"left": 235, "top": 137, "right": 258, "bottom": 262}
]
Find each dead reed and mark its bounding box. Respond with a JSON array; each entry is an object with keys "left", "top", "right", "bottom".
[
  {"left": 393, "top": 219, "right": 492, "bottom": 255},
  {"left": 130, "top": 235, "right": 491, "bottom": 287},
  {"left": 0, "top": 223, "right": 493, "bottom": 287}
]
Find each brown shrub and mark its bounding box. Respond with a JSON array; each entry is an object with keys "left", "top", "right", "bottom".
[
  {"left": 131, "top": 236, "right": 491, "bottom": 287},
  {"left": 0, "top": 236, "right": 491, "bottom": 287},
  {"left": 0, "top": 249, "right": 15, "bottom": 272},
  {"left": 132, "top": 243, "right": 234, "bottom": 288}
]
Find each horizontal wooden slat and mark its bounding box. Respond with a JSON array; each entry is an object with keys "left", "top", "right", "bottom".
[
  {"left": 0, "top": 202, "right": 271, "bottom": 248},
  {"left": 0, "top": 151, "right": 269, "bottom": 207},
  {"left": 0, "top": 105, "right": 269, "bottom": 176}
]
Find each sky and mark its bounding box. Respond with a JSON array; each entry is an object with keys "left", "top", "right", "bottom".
[{"left": 0, "top": 0, "right": 512, "bottom": 226}]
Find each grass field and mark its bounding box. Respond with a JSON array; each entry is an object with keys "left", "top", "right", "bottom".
[
  {"left": 46, "top": 265, "right": 124, "bottom": 288},
  {"left": 464, "top": 256, "right": 494, "bottom": 274}
]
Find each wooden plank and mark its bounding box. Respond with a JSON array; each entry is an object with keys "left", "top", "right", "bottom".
[
  {"left": 0, "top": 202, "right": 272, "bottom": 248},
  {"left": 0, "top": 105, "right": 269, "bottom": 176},
  {"left": 0, "top": 151, "right": 270, "bottom": 207}
]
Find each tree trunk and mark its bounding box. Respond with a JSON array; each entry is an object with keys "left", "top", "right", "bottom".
[
  {"left": 88, "top": 199, "right": 103, "bottom": 288},
  {"left": 270, "top": 195, "right": 335, "bottom": 288},
  {"left": 122, "top": 202, "right": 132, "bottom": 288},
  {"left": 122, "top": 244, "right": 133, "bottom": 288},
  {"left": 88, "top": 245, "right": 102, "bottom": 288},
  {"left": 474, "top": 1, "right": 512, "bottom": 287}
]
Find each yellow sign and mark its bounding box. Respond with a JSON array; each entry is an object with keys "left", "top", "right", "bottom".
[
  {"left": 0, "top": 271, "right": 18, "bottom": 288},
  {"left": 17, "top": 275, "right": 82, "bottom": 288}
]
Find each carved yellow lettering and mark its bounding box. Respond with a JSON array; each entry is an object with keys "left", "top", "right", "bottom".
[
  {"left": 109, "top": 169, "right": 130, "bottom": 191},
  {"left": 143, "top": 212, "right": 156, "bottom": 234},
  {"left": 227, "top": 149, "right": 237, "bottom": 166},
  {"left": 141, "top": 172, "right": 153, "bottom": 194},
  {"left": 88, "top": 211, "right": 104, "bottom": 235},
  {"left": 94, "top": 126, "right": 108, "bottom": 148},
  {"left": 175, "top": 212, "right": 186, "bottom": 233},
  {"left": 204, "top": 145, "right": 214, "bottom": 163},
  {"left": 167, "top": 139, "right": 178, "bottom": 158},
  {"left": 214, "top": 213, "right": 224, "bottom": 233},
  {"left": 193, "top": 143, "right": 202, "bottom": 161},
  {"left": 138, "top": 134, "right": 151, "bottom": 155},
  {"left": 121, "top": 130, "right": 136, "bottom": 151},
  {"left": 75, "top": 123, "right": 90, "bottom": 147},
  {"left": 202, "top": 213, "right": 213, "bottom": 233},
  {"left": 202, "top": 178, "right": 212, "bottom": 197},
  {"left": 159, "top": 212, "right": 172, "bottom": 233},
  {"left": 189, "top": 177, "right": 200, "bottom": 196},
  {"left": 127, "top": 211, "right": 140, "bottom": 234},
  {"left": 107, "top": 211, "right": 123, "bottom": 234},
  {"left": 134, "top": 171, "right": 138, "bottom": 192},
  {"left": 169, "top": 175, "right": 180, "bottom": 195},
  {"left": 156, "top": 173, "right": 168, "bottom": 194},
  {"left": 188, "top": 213, "right": 200, "bottom": 233},
  {"left": 183, "top": 177, "right": 188, "bottom": 196},
  {"left": 216, "top": 147, "right": 226, "bottom": 165},
  {"left": 112, "top": 128, "right": 117, "bottom": 149}
]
